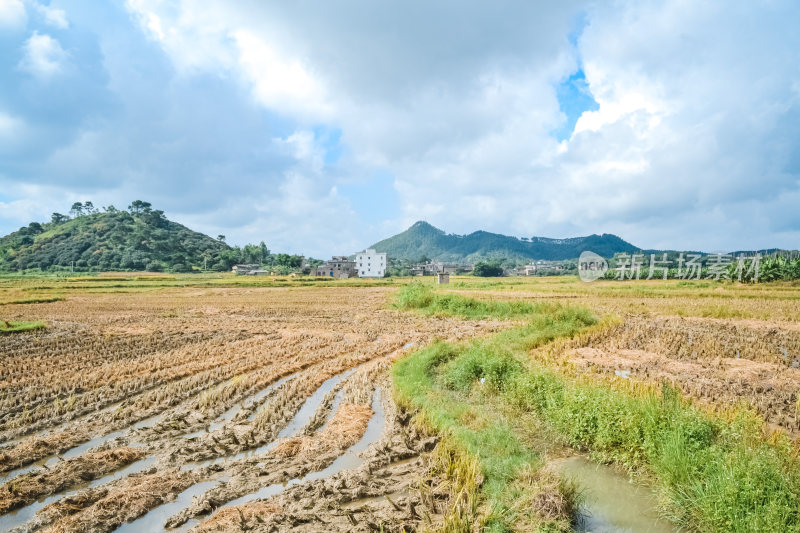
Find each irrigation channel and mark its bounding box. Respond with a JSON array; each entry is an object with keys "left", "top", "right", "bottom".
[
  {"left": 560, "top": 457, "right": 676, "bottom": 533},
  {"left": 0, "top": 371, "right": 306, "bottom": 532},
  {"left": 114, "top": 377, "right": 384, "bottom": 532}
]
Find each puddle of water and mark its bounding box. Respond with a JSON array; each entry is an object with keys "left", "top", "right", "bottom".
[
  {"left": 559, "top": 457, "right": 676, "bottom": 533},
  {"left": 341, "top": 489, "right": 408, "bottom": 510},
  {"left": 132, "top": 412, "right": 167, "bottom": 431},
  {"left": 182, "top": 429, "right": 207, "bottom": 440},
  {"left": 88, "top": 456, "right": 156, "bottom": 488},
  {"left": 156, "top": 387, "right": 386, "bottom": 532},
  {"left": 0, "top": 485, "right": 71, "bottom": 531},
  {"left": 319, "top": 388, "right": 346, "bottom": 431},
  {"left": 179, "top": 375, "right": 298, "bottom": 440},
  {"left": 219, "top": 388, "right": 386, "bottom": 511},
  {"left": 306, "top": 388, "right": 384, "bottom": 480},
  {"left": 62, "top": 431, "right": 126, "bottom": 460},
  {"left": 245, "top": 374, "right": 296, "bottom": 422},
  {"left": 275, "top": 369, "right": 355, "bottom": 439},
  {"left": 1, "top": 430, "right": 127, "bottom": 484},
  {"left": 115, "top": 479, "right": 226, "bottom": 533},
  {"left": 207, "top": 406, "right": 241, "bottom": 433},
  {"left": 180, "top": 370, "right": 353, "bottom": 470},
  {"left": 1, "top": 376, "right": 300, "bottom": 483},
  {"left": 0, "top": 397, "right": 130, "bottom": 450},
  {"left": 0, "top": 463, "right": 39, "bottom": 484},
  {"left": 210, "top": 374, "right": 296, "bottom": 432},
  {"left": 0, "top": 456, "right": 157, "bottom": 532}
]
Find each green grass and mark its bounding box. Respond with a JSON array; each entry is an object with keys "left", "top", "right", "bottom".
[
  {"left": 0, "top": 296, "right": 63, "bottom": 305},
  {"left": 0, "top": 320, "right": 46, "bottom": 334},
  {"left": 392, "top": 287, "right": 800, "bottom": 532},
  {"left": 394, "top": 281, "right": 555, "bottom": 319},
  {"left": 393, "top": 288, "right": 596, "bottom": 531}
]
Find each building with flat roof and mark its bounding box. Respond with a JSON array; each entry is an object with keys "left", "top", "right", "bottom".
[
  {"left": 312, "top": 256, "right": 357, "bottom": 279},
  {"left": 355, "top": 249, "right": 387, "bottom": 278}
]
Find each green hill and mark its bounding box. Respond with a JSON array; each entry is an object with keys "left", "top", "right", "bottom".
[
  {"left": 0, "top": 202, "right": 234, "bottom": 272},
  {"left": 370, "top": 221, "right": 640, "bottom": 261}
]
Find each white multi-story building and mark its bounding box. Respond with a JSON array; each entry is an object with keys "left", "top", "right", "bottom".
[{"left": 356, "top": 249, "right": 387, "bottom": 278}]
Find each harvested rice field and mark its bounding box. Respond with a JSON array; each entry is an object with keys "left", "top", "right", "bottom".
[{"left": 1, "top": 275, "right": 800, "bottom": 532}]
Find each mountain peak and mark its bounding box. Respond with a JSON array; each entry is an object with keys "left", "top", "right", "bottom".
[
  {"left": 369, "top": 222, "right": 638, "bottom": 261},
  {"left": 407, "top": 220, "right": 444, "bottom": 233}
]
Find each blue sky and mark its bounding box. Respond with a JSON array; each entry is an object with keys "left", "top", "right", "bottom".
[
  {"left": 1, "top": 1, "right": 799, "bottom": 257},
  {"left": 554, "top": 69, "right": 599, "bottom": 142}
]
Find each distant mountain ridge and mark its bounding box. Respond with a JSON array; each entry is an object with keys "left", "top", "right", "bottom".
[{"left": 369, "top": 221, "right": 640, "bottom": 262}]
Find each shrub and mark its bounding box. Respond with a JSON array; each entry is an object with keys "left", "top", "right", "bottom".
[{"left": 473, "top": 260, "right": 504, "bottom": 277}]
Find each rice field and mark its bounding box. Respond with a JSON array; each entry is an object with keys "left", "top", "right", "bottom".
[{"left": 1, "top": 274, "right": 799, "bottom": 532}]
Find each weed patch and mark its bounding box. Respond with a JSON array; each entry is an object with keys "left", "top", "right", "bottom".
[{"left": 0, "top": 320, "right": 46, "bottom": 334}]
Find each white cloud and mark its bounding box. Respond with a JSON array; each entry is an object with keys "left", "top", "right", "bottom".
[
  {"left": 0, "top": 111, "right": 23, "bottom": 137},
  {"left": 233, "top": 30, "right": 331, "bottom": 120},
  {"left": 125, "top": 0, "right": 238, "bottom": 73},
  {"left": 3, "top": 1, "right": 800, "bottom": 255},
  {"left": 18, "top": 30, "right": 68, "bottom": 78},
  {"left": 0, "top": 0, "right": 26, "bottom": 28},
  {"left": 33, "top": 1, "right": 68, "bottom": 29}
]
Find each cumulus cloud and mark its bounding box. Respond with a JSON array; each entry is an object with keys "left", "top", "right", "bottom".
[
  {"left": 33, "top": 2, "right": 68, "bottom": 29},
  {"left": 0, "top": 0, "right": 26, "bottom": 28},
  {"left": 18, "top": 30, "right": 68, "bottom": 78}
]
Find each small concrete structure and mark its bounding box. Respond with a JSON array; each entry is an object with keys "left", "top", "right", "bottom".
[{"left": 436, "top": 273, "right": 450, "bottom": 284}]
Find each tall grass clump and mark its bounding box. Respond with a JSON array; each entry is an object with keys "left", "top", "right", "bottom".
[
  {"left": 0, "top": 320, "right": 46, "bottom": 334},
  {"left": 394, "top": 281, "right": 556, "bottom": 320}
]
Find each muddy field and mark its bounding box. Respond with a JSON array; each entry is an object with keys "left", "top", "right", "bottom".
[
  {"left": 2, "top": 278, "right": 800, "bottom": 532},
  {"left": 0, "top": 287, "right": 505, "bottom": 532}
]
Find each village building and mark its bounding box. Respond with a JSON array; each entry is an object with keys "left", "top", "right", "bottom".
[
  {"left": 313, "top": 256, "right": 357, "bottom": 279},
  {"left": 355, "top": 249, "right": 387, "bottom": 277},
  {"left": 410, "top": 261, "right": 459, "bottom": 276},
  {"left": 232, "top": 264, "right": 261, "bottom": 275}
]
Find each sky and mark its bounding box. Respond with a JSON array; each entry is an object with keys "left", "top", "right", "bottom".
[{"left": 1, "top": 0, "right": 799, "bottom": 257}]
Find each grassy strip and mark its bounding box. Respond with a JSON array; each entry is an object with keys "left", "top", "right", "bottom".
[
  {"left": 0, "top": 296, "right": 63, "bottom": 305},
  {"left": 0, "top": 320, "right": 46, "bottom": 334},
  {"left": 394, "top": 284, "right": 593, "bottom": 531},
  {"left": 394, "top": 281, "right": 556, "bottom": 320},
  {"left": 392, "top": 284, "right": 800, "bottom": 532}
]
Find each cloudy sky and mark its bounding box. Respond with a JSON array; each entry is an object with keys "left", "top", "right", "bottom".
[{"left": 1, "top": 0, "right": 798, "bottom": 257}]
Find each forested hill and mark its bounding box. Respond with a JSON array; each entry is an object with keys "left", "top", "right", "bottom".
[
  {"left": 0, "top": 201, "right": 239, "bottom": 272},
  {"left": 370, "top": 221, "right": 639, "bottom": 261}
]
